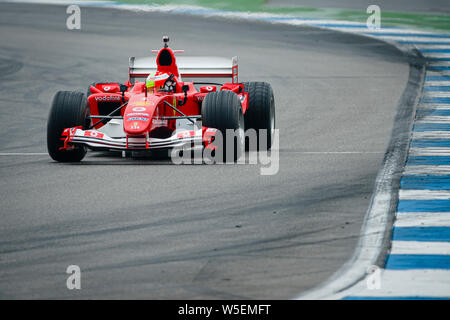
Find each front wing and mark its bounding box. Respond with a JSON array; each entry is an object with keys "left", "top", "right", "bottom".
[{"left": 62, "top": 127, "right": 204, "bottom": 151}]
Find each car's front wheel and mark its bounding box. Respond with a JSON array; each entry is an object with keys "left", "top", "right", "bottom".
[
  {"left": 202, "top": 90, "right": 245, "bottom": 162},
  {"left": 47, "top": 91, "right": 90, "bottom": 162}
]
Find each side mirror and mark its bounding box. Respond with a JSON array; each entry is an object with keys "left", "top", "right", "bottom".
[
  {"left": 178, "top": 85, "right": 190, "bottom": 106},
  {"left": 181, "top": 85, "right": 189, "bottom": 92},
  {"left": 119, "top": 84, "right": 128, "bottom": 93},
  {"left": 119, "top": 84, "right": 128, "bottom": 102}
]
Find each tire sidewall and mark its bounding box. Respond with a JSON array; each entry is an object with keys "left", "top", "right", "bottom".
[{"left": 47, "top": 91, "right": 89, "bottom": 162}]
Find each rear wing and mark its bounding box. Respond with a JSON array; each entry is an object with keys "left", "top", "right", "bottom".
[{"left": 129, "top": 56, "right": 238, "bottom": 83}]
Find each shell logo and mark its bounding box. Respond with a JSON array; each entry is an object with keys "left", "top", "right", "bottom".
[{"left": 84, "top": 131, "right": 104, "bottom": 138}]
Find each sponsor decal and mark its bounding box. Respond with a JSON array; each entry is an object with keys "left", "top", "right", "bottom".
[
  {"left": 94, "top": 96, "right": 121, "bottom": 102},
  {"left": 131, "top": 122, "right": 139, "bottom": 129},
  {"left": 196, "top": 95, "right": 205, "bottom": 101},
  {"left": 177, "top": 130, "right": 195, "bottom": 139},
  {"left": 84, "top": 131, "right": 104, "bottom": 138},
  {"left": 132, "top": 106, "right": 147, "bottom": 112},
  {"left": 103, "top": 86, "right": 111, "bottom": 92},
  {"left": 126, "top": 112, "right": 150, "bottom": 117},
  {"left": 127, "top": 117, "right": 149, "bottom": 121}
]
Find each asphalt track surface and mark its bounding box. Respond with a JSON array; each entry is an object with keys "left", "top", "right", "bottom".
[{"left": 0, "top": 3, "right": 411, "bottom": 299}]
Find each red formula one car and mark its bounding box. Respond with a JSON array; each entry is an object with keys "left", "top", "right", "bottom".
[{"left": 47, "top": 37, "right": 275, "bottom": 162}]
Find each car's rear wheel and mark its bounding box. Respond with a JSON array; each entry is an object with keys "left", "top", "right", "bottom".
[
  {"left": 202, "top": 90, "right": 244, "bottom": 162},
  {"left": 243, "top": 82, "right": 275, "bottom": 150},
  {"left": 47, "top": 91, "right": 90, "bottom": 162}
]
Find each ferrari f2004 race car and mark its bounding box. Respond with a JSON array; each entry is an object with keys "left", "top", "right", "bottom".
[{"left": 47, "top": 37, "right": 275, "bottom": 162}]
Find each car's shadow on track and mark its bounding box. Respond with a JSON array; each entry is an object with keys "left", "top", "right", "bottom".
[{"left": 59, "top": 151, "right": 251, "bottom": 166}]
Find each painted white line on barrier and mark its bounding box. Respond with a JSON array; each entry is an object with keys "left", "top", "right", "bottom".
[
  {"left": 404, "top": 165, "right": 450, "bottom": 175},
  {"left": 418, "top": 104, "right": 450, "bottom": 109},
  {"left": 342, "top": 270, "right": 450, "bottom": 298},
  {"left": 428, "top": 61, "right": 450, "bottom": 66},
  {"left": 427, "top": 71, "right": 450, "bottom": 76},
  {"left": 425, "top": 82, "right": 450, "bottom": 86},
  {"left": 390, "top": 241, "right": 450, "bottom": 255},
  {"left": 412, "top": 131, "right": 450, "bottom": 139},
  {"left": 399, "top": 189, "right": 450, "bottom": 200},
  {"left": 324, "top": 28, "right": 437, "bottom": 35},
  {"left": 423, "top": 53, "right": 450, "bottom": 59},
  {"left": 409, "top": 148, "right": 450, "bottom": 156},
  {"left": 416, "top": 116, "right": 450, "bottom": 123},
  {"left": 413, "top": 45, "right": 450, "bottom": 50},
  {"left": 379, "top": 36, "right": 450, "bottom": 44},
  {"left": 423, "top": 92, "right": 450, "bottom": 97},
  {"left": 395, "top": 212, "right": 450, "bottom": 227}
]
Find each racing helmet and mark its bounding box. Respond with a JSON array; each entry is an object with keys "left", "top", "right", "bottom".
[{"left": 146, "top": 71, "right": 170, "bottom": 92}]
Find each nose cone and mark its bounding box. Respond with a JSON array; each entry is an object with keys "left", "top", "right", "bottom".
[{"left": 123, "top": 99, "right": 156, "bottom": 135}]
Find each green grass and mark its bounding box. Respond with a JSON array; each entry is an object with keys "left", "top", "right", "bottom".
[{"left": 115, "top": 0, "right": 450, "bottom": 32}]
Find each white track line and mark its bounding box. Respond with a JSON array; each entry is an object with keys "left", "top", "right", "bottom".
[
  {"left": 343, "top": 270, "right": 450, "bottom": 298},
  {"left": 381, "top": 36, "right": 450, "bottom": 43},
  {"left": 427, "top": 71, "right": 450, "bottom": 76},
  {"left": 0, "top": 153, "right": 47, "bottom": 155},
  {"left": 416, "top": 116, "right": 450, "bottom": 123},
  {"left": 424, "top": 53, "right": 450, "bottom": 59},
  {"left": 404, "top": 165, "right": 450, "bottom": 175},
  {"left": 414, "top": 45, "right": 450, "bottom": 50},
  {"left": 428, "top": 61, "right": 450, "bottom": 66},
  {"left": 409, "top": 148, "right": 450, "bottom": 156},
  {"left": 395, "top": 212, "right": 450, "bottom": 227},
  {"left": 390, "top": 241, "right": 450, "bottom": 255},
  {"left": 423, "top": 92, "right": 450, "bottom": 97},
  {"left": 412, "top": 131, "right": 450, "bottom": 139},
  {"left": 419, "top": 104, "right": 450, "bottom": 109},
  {"left": 281, "top": 151, "right": 384, "bottom": 154},
  {"left": 399, "top": 190, "right": 450, "bottom": 200},
  {"left": 425, "top": 82, "right": 450, "bottom": 86}
]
